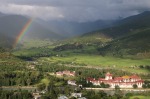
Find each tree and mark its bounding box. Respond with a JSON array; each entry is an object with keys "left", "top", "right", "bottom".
[
  {"left": 133, "top": 84, "right": 138, "bottom": 89},
  {"left": 37, "top": 83, "right": 46, "bottom": 91},
  {"left": 100, "top": 82, "right": 105, "bottom": 88},
  {"left": 142, "top": 84, "right": 147, "bottom": 88},
  {"left": 26, "top": 78, "right": 31, "bottom": 86},
  {"left": 114, "top": 85, "right": 123, "bottom": 99}
]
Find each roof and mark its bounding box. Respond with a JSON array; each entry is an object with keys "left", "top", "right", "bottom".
[
  {"left": 136, "top": 80, "right": 144, "bottom": 82},
  {"left": 114, "top": 77, "right": 123, "bottom": 80},
  {"left": 122, "top": 75, "right": 130, "bottom": 79},
  {"left": 58, "top": 95, "right": 68, "bottom": 99},
  {"left": 68, "top": 80, "right": 76, "bottom": 83},
  {"left": 130, "top": 75, "right": 140, "bottom": 79}
]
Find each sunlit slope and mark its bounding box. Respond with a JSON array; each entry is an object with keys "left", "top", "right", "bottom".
[{"left": 98, "top": 28, "right": 150, "bottom": 57}]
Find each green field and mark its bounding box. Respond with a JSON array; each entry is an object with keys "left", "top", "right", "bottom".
[
  {"left": 43, "top": 55, "right": 150, "bottom": 66},
  {"left": 39, "top": 55, "right": 150, "bottom": 74},
  {"left": 19, "top": 39, "right": 54, "bottom": 49},
  {"left": 130, "top": 96, "right": 150, "bottom": 99}
]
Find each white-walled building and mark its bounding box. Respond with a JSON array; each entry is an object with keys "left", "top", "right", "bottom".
[
  {"left": 87, "top": 72, "right": 144, "bottom": 88},
  {"left": 56, "top": 70, "right": 75, "bottom": 76}
]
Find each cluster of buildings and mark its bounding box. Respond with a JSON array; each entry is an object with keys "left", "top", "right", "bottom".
[
  {"left": 87, "top": 72, "right": 144, "bottom": 88},
  {"left": 56, "top": 70, "right": 75, "bottom": 76}
]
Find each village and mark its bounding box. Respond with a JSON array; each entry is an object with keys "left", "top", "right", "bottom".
[{"left": 30, "top": 70, "right": 149, "bottom": 99}]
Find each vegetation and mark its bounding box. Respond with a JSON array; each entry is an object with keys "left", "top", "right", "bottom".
[
  {"left": 0, "top": 90, "right": 33, "bottom": 99},
  {"left": 98, "top": 29, "right": 150, "bottom": 58},
  {"left": 0, "top": 11, "right": 150, "bottom": 99}
]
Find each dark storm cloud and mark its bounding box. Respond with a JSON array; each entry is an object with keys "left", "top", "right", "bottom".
[{"left": 0, "top": 0, "right": 150, "bottom": 22}]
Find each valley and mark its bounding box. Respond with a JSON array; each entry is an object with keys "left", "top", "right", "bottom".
[{"left": 0, "top": 11, "right": 150, "bottom": 99}]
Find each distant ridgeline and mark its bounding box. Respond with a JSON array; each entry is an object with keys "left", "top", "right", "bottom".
[{"left": 81, "top": 11, "right": 150, "bottom": 57}]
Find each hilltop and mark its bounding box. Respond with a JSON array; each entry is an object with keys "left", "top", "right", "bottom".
[{"left": 84, "top": 11, "right": 150, "bottom": 38}]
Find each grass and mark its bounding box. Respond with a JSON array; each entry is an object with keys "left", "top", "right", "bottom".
[
  {"left": 20, "top": 39, "right": 54, "bottom": 49},
  {"left": 59, "top": 33, "right": 112, "bottom": 45},
  {"left": 45, "top": 55, "right": 150, "bottom": 67},
  {"left": 40, "top": 54, "right": 150, "bottom": 74},
  {"left": 13, "top": 48, "right": 43, "bottom": 56},
  {"left": 130, "top": 95, "right": 150, "bottom": 99}
]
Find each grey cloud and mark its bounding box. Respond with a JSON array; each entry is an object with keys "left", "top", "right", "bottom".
[{"left": 0, "top": 0, "right": 150, "bottom": 22}]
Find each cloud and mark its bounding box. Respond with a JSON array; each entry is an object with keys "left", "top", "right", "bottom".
[
  {"left": 0, "top": 0, "right": 150, "bottom": 22},
  {"left": 0, "top": 3, "right": 64, "bottom": 20}
]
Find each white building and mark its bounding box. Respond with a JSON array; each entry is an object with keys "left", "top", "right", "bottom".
[
  {"left": 87, "top": 72, "right": 144, "bottom": 88},
  {"left": 67, "top": 80, "right": 77, "bottom": 86}
]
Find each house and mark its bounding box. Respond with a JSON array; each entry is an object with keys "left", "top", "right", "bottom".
[
  {"left": 56, "top": 71, "right": 64, "bottom": 76},
  {"left": 58, "top": 95, "right": 68, "bottom": 99},
  {"left": 56, "top": 70, "right": 75, "bottom": 76},
  {"left": 71, "top": 93, "right": 82, "bottom": 98},
  {"left": 41, "top": 90, "right": 47, "bottom": 94},
  {"left": 87, "top": 72, "right": 144, "bottom": 88},
  {"left": 78, "top": 97, "right": 87, "bottom": 99},
  {"left": 68, "top": 80, "right": 77, "bottom": 86},
  {"left": 32, "top": 92, "right": 41, "bottom": 99},
  {"left": 63, "top": 70, "right": 75, "bottom": 76}
]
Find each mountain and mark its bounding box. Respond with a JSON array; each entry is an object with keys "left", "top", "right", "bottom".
[
  {"left": 85, "top": 11, "right": 150, "bottom": 38},
  {"left": 46, "top": 20, "right": 115, "bottom": 37},
  {"left": 92, "top": 11, "right": 150, "bottom": 57},
  {"left": 56, "top": 11, "right": 150, "bottom": 45},
  {"left": 98, "top": 28, "right": 150, "bottom": 58},
  {"left": 0, "top": 13, "right": 63, "bottom": 48},
  {"left": 0, "top": 34, "right": 14, "bottom": 49},
  {"left": 0, "top": 14, "right": 62, "bottom": 39},
  {"left": 63, "top": 11, "right": 150, "bottom": 57}
]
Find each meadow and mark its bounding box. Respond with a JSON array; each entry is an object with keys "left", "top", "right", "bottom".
[
  {"left": 130, "top": 95, "right": 150, "bottom": 99},
  {"left": 39, "top": 54, "right": 150, "bottom": 74}
]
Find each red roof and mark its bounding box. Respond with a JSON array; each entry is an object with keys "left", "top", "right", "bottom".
[
  {"left": 136, "top": 80, "right": 144, "bottom": 83},
  {"left": 130, "top": 75, "right": 141, "bottom": 79},
  {"left": 114, "top": 77, "right": 123, "bottom": 81}
]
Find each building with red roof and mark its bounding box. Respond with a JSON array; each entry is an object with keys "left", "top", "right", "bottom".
[{"left": 87, "top": 72, "right": 144, "bottom": 88}]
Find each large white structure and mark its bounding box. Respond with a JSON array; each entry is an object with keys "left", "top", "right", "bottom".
[{"left": 87, "top": 72, "right": 144, "bottom": 88}]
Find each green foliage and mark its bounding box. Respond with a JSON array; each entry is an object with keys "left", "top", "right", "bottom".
[
  {"left": 0, "top": 90, "right": 33, "bottom": 99},
  {"left": 142, "top": 80, "right": 150, "bottom": 88},
  {"left": 37, "top": 83, "right": 46, "bottom": 91},
  {"left": 98, "top": 29, "right": 150, "bottom": 58},
  {"left": 53, "top": 43, "right": 83, "bottom": 51},
  {"left": 0, "top": 71, "right": 43, "bottom": 86},
  {"left": 133, "top": 84, "right": 138, "bottom": 89}
]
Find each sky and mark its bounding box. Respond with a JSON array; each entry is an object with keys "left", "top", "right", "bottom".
[{"left": 0, "top": 0, "right": 150, "bottom": 22}]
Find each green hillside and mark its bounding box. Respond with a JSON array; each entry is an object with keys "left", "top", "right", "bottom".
[
  {"left": 71, "top": 11, "right": 150, "bottom": 58},
  {"left": 85, "top": 11, "right": 150, "bottom": 38},
  {"left": 98, "top": 28, "right": 150, "bottom": 58}
]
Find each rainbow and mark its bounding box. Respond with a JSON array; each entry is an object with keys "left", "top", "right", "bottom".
[{"left": 13, "top": 18, "right": 33, "bottom": 48}]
